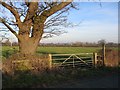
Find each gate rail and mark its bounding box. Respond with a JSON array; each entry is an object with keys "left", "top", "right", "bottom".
[{"left": 49, "top": 53, "right": 97, "bottom": 68}]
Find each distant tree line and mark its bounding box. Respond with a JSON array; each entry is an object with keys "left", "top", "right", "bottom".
[
  {"left": 1, "top": 39, "right": 118, "bottom": 47},
  {"left": 1, "top": 40, "right": 18, "bottom": 46},
  {"left": 39, "top": 42, "right": 118, "bottom": 47}
]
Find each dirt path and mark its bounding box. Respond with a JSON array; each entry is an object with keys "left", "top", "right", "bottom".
[{"left": 48, "top": 73, "right": 119, "bottom": 88}]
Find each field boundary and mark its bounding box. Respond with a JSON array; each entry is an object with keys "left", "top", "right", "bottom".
[{"left": 4, "top": 52, "right": 104, "bottom": 73}]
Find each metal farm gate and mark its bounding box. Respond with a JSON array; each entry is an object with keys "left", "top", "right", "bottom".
[{"left": 50, "top": 53, "right": 95, "bottom": 68}]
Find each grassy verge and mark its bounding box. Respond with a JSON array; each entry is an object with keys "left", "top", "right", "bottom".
[{"left": 3, "top": 66, "right": 119, "bottom": 88}]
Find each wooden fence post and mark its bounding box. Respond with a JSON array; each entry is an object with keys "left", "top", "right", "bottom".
[
  {"left": 93, "top": 53, "right": 97, "bottom": 68},
  {"left": 49, "top": 54, "right": 52, "bottom": 69},
  {"left": 102, "top": 44, "right": 105, "bottom": 66}
]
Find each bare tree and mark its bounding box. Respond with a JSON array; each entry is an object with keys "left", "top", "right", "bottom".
[
  {"left": 98, "top": 39, "right": 106, "bottom": 46},
  {"left": 0, "top": 0, "right": 75, "bottom": 55}
]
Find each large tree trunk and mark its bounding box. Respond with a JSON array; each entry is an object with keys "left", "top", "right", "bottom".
[
  {"left": 18, "top": 20, "right": 44, "bottom": 55},
  {"left": 18, "top": 36, "right": 40, "bottom": 55}
]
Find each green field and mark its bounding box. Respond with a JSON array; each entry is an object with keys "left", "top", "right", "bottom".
[
  {"left": 1, "top": 46, "right": 118, "bottom": 59},
  {"left": 37, "top": 46, "right": 102, "bottom": 54},
  {"left": 1, "top": 46, "right": 100, "bottom": 57}
]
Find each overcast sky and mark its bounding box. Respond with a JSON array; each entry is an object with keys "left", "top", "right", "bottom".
[{"left": 0, "top": 1, "right": 118, "bottom": 43}]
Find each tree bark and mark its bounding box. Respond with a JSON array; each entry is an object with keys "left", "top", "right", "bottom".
[
  {"left": 18, "top": 38, "right": 39, "bottom": 55},
  {"left": 18, "top": 16, "right": 45, "bottom": 55}
]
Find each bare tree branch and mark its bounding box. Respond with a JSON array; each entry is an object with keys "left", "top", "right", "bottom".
[
  {"left": 25, "top": 0, "right": 30, "bottom": 7},
  {"left": 24, "top": 2, "right": 38, "bottom": 22},
  {"left": 42, "top": 0, "right": 73, "bottom": 17},
  {"left": 43, "top": 27, "right": 66, "bottom": 38},
  {"left": 0, "top": 18, "right": 18, "bottom": 38},
  {"left": 0, "top": 1, "right": 21, "bottom": 25}
]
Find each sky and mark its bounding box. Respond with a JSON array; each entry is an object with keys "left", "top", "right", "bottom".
[
  {"left": 0, "top": 1, "right": 119, "bottom": 43},
  {"left": 41, "top": 2, "right": 118, "bottom": 43}
]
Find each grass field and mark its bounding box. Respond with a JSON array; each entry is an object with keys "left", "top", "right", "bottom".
[
  {"left": 1, "top": 46, "right": 101, "bottom": 58},
  {"left": 1, "top": 46, "right": 118, "bottom": 59},
  {"left": 37, "top": 46, "right": 102, "bottom": 54}
]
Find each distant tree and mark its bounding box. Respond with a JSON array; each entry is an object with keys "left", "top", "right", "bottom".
[
  {"left": 4, "top": 39, "right": 9, "bottom": 45},
  {"left": 12, "top": 42, "right": 18, "bottom": 46},
  {"left": 98, "top": 39, "right": 106, "bottom": 46},
  {"left": 0, "top": 33, "right": 9, "bottom": 44}
]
